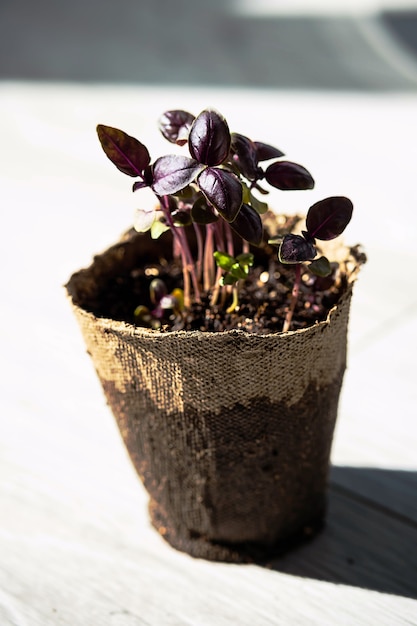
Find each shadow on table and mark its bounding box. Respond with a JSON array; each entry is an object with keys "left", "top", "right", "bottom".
[{"left": 269, "top": 466, "right": 417, "bottom": 600}]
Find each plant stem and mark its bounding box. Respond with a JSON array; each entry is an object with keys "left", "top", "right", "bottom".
[
  {"left": 193, "top": 222, "right": 204, "bottom": 283},
  {"left": 214, "top": 219, "right": 229, "bottom": 304},
  {"left": 283, "top": 263, "right": 301, "bottom": 333},
  {"left": 210, "top": 266, "right": 223, "bottom": 307},
  {"left": 159, "top": 196, "right": 201, "bottom": 307},
  {"left": 214, "top": 219, "right": 225, "bottom": 255},
  {"left": 225, "top": 221, "right": 234, "bottom": 258},
  {"left": 203, "top": 224, "right": 215, "bottom": 292},
  {"left": 226, "top": 284, "right": 239, "bottom": 314},
  {"left": 177, "top": 226, "right": 202, "bottom": 303}
]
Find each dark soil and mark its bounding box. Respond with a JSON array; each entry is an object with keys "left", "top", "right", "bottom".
[
  {"left": 86, "top": 215, "right": 364, "bottom": 334},
  {"left": 99, "top": 253, "right": 350, "bottom": 334}
]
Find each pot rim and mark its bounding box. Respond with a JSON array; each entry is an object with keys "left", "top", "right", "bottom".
[{"left": 66, "top": 282, "right": 355, "bottom": 341}]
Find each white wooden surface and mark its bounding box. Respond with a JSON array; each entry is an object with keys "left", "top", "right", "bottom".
[{"left": 1, "top": 83, "right": 417, "bottom": 625}]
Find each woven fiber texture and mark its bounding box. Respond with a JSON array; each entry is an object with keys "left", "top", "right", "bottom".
[{"left": 66, "top": 228, "right": 359, "bottom": 562}]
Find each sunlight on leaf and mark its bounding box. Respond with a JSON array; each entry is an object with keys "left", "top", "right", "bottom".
[
  {"left": 97, "top": 125, "right": 150, "bottom": 177},
  {"left": 197, "top": 167, "right": 242, "bottom": 222},
  {"left": 152, "top": 155, "right": 203, "bottom": 195}
]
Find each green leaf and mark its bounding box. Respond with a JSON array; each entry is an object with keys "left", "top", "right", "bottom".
[
  {"left": 134, "top": 305, "right": 153, "bottom": 327},
  {"left": 151, "top": 219, "right": 170, "bottom": 239},
  {"left": 249, "top": 190, "right": 268, "bottom": 214},
  {"left": 230, "top": 262, "right": 248, "bottom": 280},
  {"left": 241, "top": 182, "right": 252, "bottom": 204},
  {"left": 236, "top": 252, "right": 254, "bottom": 267},
  {"left": 172, "top": 185, "right": 195, "bottom": 199},
  {"left": 213, "top": 250, "right": 235, "bottom": 271},
  {"left": 268, "top": 236, "right": 284, "bottom": 246},
  {"left": 308, "top": 256, "right": 332, "bottom": 277},
  {"left": 134, "top": 208, "right": 155, "bottom": 233},
  {"left": 220, "top": 273, "right": 238, "bottom": 286}
]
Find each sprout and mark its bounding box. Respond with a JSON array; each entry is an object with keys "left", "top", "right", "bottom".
[{"left": 97, "top": 108, "right": 353, "bottom": 331}]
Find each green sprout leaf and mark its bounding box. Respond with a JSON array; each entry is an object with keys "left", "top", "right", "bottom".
[
  {"left": 134, "top": 208, "right": 156, "bottom": 233},
  {"left": 220, "top": 273, "right": 238, "bottom": 286},
  {"left": 229, "top": 262, "right": 248, "bottom": 280},
  {"left": 213, "top": 251, "right": 235, "bottom": 272},
  {"left": 236, "top": 252, "right": 254, "bottom": 267},
  {"left": 150, "top": 218, "right": 170, "bottom": 239},
  {"left": 215, "top": 251, "right": 254, "bottom": 286},
  {"left": 308, "top": 256, "right": 332, "bottom": 277},
  {"left": 134, "top": 305, "right": 153, "bottom": 327},
  {"left": 249, "top": 190, "right": 268, "bottom": 214}
]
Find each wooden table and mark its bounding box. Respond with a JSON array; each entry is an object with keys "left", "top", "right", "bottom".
[{"left": 1, "top": 83, "right": 416, "bottom": 625}]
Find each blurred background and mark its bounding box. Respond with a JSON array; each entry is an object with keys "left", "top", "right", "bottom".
[{"left": 1, "top": 0, "right": 417, "bottom": 90}]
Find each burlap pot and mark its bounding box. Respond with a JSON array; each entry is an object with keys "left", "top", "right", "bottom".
[{"left": 66, "top": 227, "right": 361, "bottom": 563}]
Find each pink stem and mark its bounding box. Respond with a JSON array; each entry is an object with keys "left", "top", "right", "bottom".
[
  {"left": 203, "top": 224, "right": 215, "bottom": 292},
  {"left": 225, "top": 221, "right": 234, "bottom": 258},
  {"left": 193, "top": 222, "right": 204, "bottom": 283},
  {"left": 159, "top": 196, "right": 200, "bottom": 307},
  {"left": 283, "top": 263, "right": 301, "bottom": 333}
]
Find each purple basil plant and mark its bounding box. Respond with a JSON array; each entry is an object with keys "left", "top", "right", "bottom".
[{"left": 97, "top": 108, "right": 352, "bottom": 331}]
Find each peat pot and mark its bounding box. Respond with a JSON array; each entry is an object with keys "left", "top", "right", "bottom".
[{"left": 66, "top": 227, "right": 362, "bottom": 562}]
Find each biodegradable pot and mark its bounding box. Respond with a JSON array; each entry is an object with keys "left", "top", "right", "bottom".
[{"left": 66, "top": 227, "right": 360, "bottom": 563}]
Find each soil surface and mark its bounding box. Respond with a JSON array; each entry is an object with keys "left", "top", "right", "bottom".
[
  {"left": 85, "top": 216, "right": 365, "bottom": 334},
  {"left": 96, "top": 258, "right": 362, "bottom": 335}
]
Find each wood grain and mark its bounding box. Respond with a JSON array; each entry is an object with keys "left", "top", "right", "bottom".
[{"left": 1, "top": 84, "right": 417, "bottom": 625}]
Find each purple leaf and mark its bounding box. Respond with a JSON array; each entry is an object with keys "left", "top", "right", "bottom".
[
  {"left": 306, "top": 196, "right": 353, "bottom": 240},
  {"left": 96, "top": 125, "right": 150, "bottom": 177},
  {"left": 158, "top": 110, "right": 195, "bottom": 146},
  {"left": 230, "top": 133, "right": 262, "bottom": 180},
  {"left": 254, "top": 141, "right": 284, "bottom": 161},
  {"left": 230, "top": 203, "right": 263, "bottom": 246},
  {"left": 279, "top": 234, "right": 317, "bottom": 264},
  {"left": 189, "top": 109, "right": 231, "bottom": 166},
  {"left": 151, "top": 155, "right": 203, "bottom": 196},
  {"left": 150, "top": 278, "right": 167, "bottom": 304},
  {"left": 197, "top": 167, "right": 242, "bottom": 222},
  {"left": 132, "top": 180, "right": 149, "bottom": 192},
  {"left": 265, "top": 161, "right": 314, "bottom": 190},
  {"left": 172, "top": 209, "right": 193, "bottom": 227}
]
